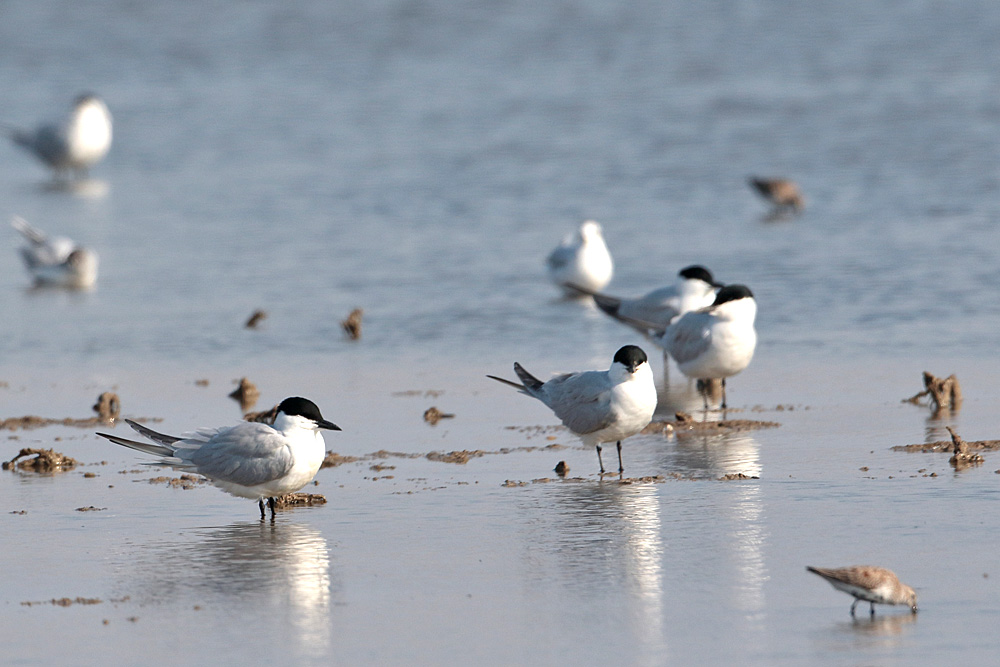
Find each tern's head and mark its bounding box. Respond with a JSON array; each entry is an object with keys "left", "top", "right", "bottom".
[
  {"left": 678, "top": 265, "right": 722, "bottom": 288},
  {"left": 708, "top": 284, "right": 757, "bottom": 322},
  {"left": 612, "top": 345, "right": 648, "bottom": 375},
  {"left": 711, "top": 284, "right": 755, "bottom": 307},
  {"left": 578, "top": 220, "right": 604, "bottom": 241},
  {"left": 275, "top": 396, "right": 341, "bottom": 432},
  {"left": 74, "top": 92, "right": 103, "bottom": 107}
]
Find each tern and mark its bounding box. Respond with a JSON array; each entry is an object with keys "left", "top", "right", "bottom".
[
  {"left": 577, "top": 265, "right": 722, "bottom": 335},
  {"left": 5, "top": 93, "right": 112, "bottom": 179},
  {"left": 807, "top": 565, "right": 918, "bottom": 617},
  {"left": 11, "top": 216, "right": 98, "bottom": 288},
  {"left": 657, "top": 284, "right": 757, "bottom": 409},
  {"left": 488, "top": 345, "right": 657, "bottom": 474},
  {"left": 546, "top": 220, "right": 613, "bottom": 295},
  {"left": 98, "top": 397, "right": 341, "bottom": 519}
]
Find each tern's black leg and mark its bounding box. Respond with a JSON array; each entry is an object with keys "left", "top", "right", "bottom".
[
  {"left": 596, "top": 444, "right": 605, "bottom": 473},
  {"left": 259, "top": 498, "right": 266, "bottom": 519},
  {"left": 268, "top": 497, "right": 277, "bottom": 519},
  {"left": 850, "top": 599, "right": 858, "bottom": 617},
  {"left": 720, "top": 379, "right": 728, "bottom": 410},
  {"left": 698, "top": 380, "right": 710, "bottom": 412},
  {"left": 616, "top": 441, "right": 624, "bottom": 474}
]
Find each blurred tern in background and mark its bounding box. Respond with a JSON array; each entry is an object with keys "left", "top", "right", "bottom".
[
  {"left": 12, "top": 216, "right": 98, "bottom": 289},
  {"left": 489, "top": 345, "right": 656, "bottom": 474},
  {"left": 98, "top": 397, "right": 341, "bottom": 519},
  {"left": 546, "top": 220, "right": 613, "bottom": 296},
  {"left": 656, "top": 284, "right": 757, "bottom": 409},
  {"left": 4, "top": 93, "right": 112, "bottom": 180}
]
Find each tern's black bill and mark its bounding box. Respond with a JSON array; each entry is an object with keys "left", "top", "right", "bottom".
[{"left": 319, "top": 419, "right": 342, "bottom": 431}]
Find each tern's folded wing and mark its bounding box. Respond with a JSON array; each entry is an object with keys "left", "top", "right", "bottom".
[
  {"left": 179, "top": 423, "right": 294, "bottom": 487},
  {"left": 665, "top": 314, "right": 712, "bottom": 365},
  {"left": 546, "top": 244, "right": 573, "bottom": 271},
  {"left": 544, "top": 371, "right": 614, "bottom": 435}
]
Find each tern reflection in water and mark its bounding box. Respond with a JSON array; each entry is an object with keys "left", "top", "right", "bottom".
[{"left": 117, "top": 522, "right": 335, "bottom": 659}]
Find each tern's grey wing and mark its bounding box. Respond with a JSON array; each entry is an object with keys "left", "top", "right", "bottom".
[
  {"left": 546, "top": 244, "right": 573, "bottom": 270},
  {"left": 664, "top": 312, "right": 712, "bottom": 365},
  {"left": 177, "top": 422, "right": 294, "bottom": 487},
  {"left": 14, "top": 124, "right": 67, "bottom": 167},
  {"left": 543, "top": 371, "right": 614, "bottom": 435},
  {"left": 616, "top": 299, "right": 681, "bottom": 331}
]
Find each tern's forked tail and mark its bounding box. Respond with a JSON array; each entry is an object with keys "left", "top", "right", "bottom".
[
  {"left": 97, "top": 419, "right": 183, "bottom": 458},
  {"left": 487, "top": 362, "right": 545, "bottom": 396},
  {"left": 513, "top": 363, "right": 545, "bottom": 393},
  {"left": 97, "top": 431, "right": 175, "bottom": 458}
]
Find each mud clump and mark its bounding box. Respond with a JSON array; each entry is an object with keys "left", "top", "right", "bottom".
[
  {"left": 427, "top": 450, "right": 486, "bottom": 464},
  {"left": 0, "top": 390, "right": 137, "bottom": 430},
  {"left": 423, "top": 406, "right": 455, "bottom": 425},
  {"left": 341, "top": 308, "right": 363, "bottom": 340},
  {"left": 244, "top": 309, "right": 268, "bottom": 329},
  {"left": 618, "top": 475, "right": 672, "bottom": 484},
  {"left": 145, "top": 474, "right": 206, "bottom": 489},
  {"left": 321, "top": 452, "right": 361, "bottom": 468},
  {"left": 643, "top": 418, "right": 780, "bottom": 435},
  {"left": 947, "top": 426, "right": 984, "bottom": 469},
  {"left": 229, "top": 378, "right": 261, "bottom": 412},
  {"left": 22, "top": 597, "right": 103, "bottom": 607},
  {"left": 3, "top": 448, "right": 78, "bottom": 472},
  {"left": 272, "top": 492, "right": 327, "bottom": 508},
  {"left": 902, "top": 371, "right": 962, "bottom": 416},
  {"left": 718, "top": 472, "right": 759, "bottom": 481},
  {"left": 244, "top": 403, "right": 278, "bottom": 424},
  {"left": 893, "top": 439, "right": 1000, "bottom": 453},
  {"left": 92, "top": 392, "right": 120, "bottom": 421}
]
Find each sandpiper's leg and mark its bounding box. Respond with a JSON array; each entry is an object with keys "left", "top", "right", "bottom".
[
  {"left": 616, "top": 441, "right": 624, "bottom": 474},
  {"left": 869, "top": 602, "right": 876, "bottom": 617},
  {"left": 596, "top": 445, "right": 605, "bottom": 473},
  {"left": 259, "top": 498, "right": 266, "bottom": 519},
  {"left": 850, "top": 599, "right": 858, "bottom": 617}
]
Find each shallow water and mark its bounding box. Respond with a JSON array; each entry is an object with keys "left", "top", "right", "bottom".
[{"left": 2, "top": 0, "right": 1000, "bottom": 664}]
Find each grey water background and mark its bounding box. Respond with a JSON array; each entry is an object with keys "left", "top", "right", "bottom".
[{"left": 2, "top": 1, "right": 1000, "bottom": 665}]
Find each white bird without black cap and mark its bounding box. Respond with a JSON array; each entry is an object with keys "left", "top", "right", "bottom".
[
  {"left": 807, "top": 565, "right": 918, "bottom": 617},
  {"left": 11, "top": 216, "right": 98, "bottom": 289},
  {"left": 546, "top": 220, "right": 614, "bottom": 295},
  {"left": 657, "top": 284, "right": 757, "bottom": 409},
  {"left": 748, "top": 177, "right": 804, "bottom": 213},
  {"left": 488, "top": 345, "right": 657, "bottom": 474},
  {"left": 4, "top": 93, "right": 112, "bottom": 179},
  {"left": 97, "top": 397, "right": 340, "bottom": 519},
  {"left": 578, "top": 265, "right": 722, "bottom": 336}
]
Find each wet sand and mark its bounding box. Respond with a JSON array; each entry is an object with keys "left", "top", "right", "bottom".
[{"left": 2, "top": 354, "right": 1000, "bottom": 665}]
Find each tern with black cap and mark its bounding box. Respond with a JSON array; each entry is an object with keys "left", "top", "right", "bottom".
[{"left": 98, "top": 397, "right": 340, "bottom": 519}]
